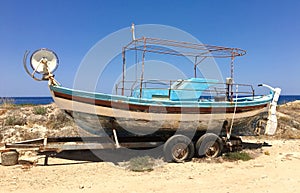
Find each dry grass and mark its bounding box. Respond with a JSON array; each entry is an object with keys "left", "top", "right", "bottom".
[
  {"left": 276, "top": 101, "right": 300, "bottom": 139},
  {"left": 46, "top": 110, "right": 74, "bottom": 130},
  {"left": 4, "top": 116, "right": 26, "bottom": 126},
  {"left": 277, "top": 114, "right": 300, "bottom": 139},
  {"left": 19, "top": 129, "right": 42, "bottom": 140},
  {"left": 0, "top": 97, "right": 15, "bottom": 109}
]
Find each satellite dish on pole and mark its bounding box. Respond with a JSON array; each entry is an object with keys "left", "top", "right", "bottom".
[
  {"left": 23, "top": 48, "right": 59, "bottom": 81},
  {"left": 30, "top": 48, "right": 59, "bottom": 74}
]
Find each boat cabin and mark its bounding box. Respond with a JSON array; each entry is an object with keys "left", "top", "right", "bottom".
[{"left": 132, "top": 78, "right": 219, "bottom": 101}]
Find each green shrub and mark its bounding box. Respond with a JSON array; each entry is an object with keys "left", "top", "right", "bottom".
[
  {"left": 33, "top": 106, "right": 47, "bottom": 115},
  {"left": 5, "top": 116, "right": 25, "bottom": 126},
  {"left": 224, "top": 151, "right": 252, "bottom": 161},
  {"left": 128, "top": 156, "right": 155, "bottom": 172}
]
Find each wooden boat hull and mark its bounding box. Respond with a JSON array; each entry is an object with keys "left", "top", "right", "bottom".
[
  {"left": 68, "top": 109, "right": 268, "bottom": 138},
  {"left": 50, "top": 85, "right": 271, "bottom": 137}
]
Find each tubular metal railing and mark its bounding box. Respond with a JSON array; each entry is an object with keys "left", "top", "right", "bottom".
[{"left": 115, "top": 79, "right": 254, "bottom": 101}]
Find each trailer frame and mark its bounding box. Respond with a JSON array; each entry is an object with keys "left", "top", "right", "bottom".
[{"left": 1, "top": 125, "right": 272, "bottom": 166}]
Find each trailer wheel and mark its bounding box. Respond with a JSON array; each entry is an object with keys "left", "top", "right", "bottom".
[
  {"left": 163, "top": 134, "right": 194, "bottom": 163},
  {"left": 196, "top": 133, "right": 223, "bottom": 158},
  {"left": 1, "top": 150, "right": 19, "bottom": 166}
]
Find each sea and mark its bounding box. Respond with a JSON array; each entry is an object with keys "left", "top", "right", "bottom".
[
  {"left": 0, "top": 97, "right": 53, "bottom": 105},
  {"left": 0, "top": 95, "right": 300, "bottom": 105}
]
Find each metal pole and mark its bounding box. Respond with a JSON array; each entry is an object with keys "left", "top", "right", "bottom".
[
  {"left": 230, "top": 53, "right": 235, "bottom": 101},
  {"left": 122, "top": 48, "right": 126, "bottom": 96},
  {"left": 231, "top": 52, "right": 235, "bottom": 80},
  {"left": 139, "top": 37, "right": 146, "bottom": 98},
  {"left": 194, "top": 56, "right": 197, "bottom": 78},
  {"left": 194, "top": 57, "right": 206, "bottom": 78}
]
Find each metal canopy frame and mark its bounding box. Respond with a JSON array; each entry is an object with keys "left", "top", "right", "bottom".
[
  {"left": 121, "top": 36, "right": 246, "bottom": 96},
  {"left": 123, "top": 37, "right": 246, "bottom": 58}
]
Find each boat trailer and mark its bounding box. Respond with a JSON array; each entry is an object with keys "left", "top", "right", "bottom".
[
  {"left": 2, "top": 136, "right": 165, "bottom": 165},
  {"left": 1, "top": 132, "right": 269, "bottom": 166}
]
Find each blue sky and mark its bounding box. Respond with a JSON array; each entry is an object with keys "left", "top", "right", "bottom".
[{"left": 1, "top": 0, "right": 300, "bottom": 96}]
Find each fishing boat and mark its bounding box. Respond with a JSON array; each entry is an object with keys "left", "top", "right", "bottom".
[{"left": 23, "top": 25, "right": 281, "bottom": 161}]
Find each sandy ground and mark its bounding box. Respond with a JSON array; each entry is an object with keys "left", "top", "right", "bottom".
[{"left": 0, "top": 138, "right": 300, "bottom": 193}]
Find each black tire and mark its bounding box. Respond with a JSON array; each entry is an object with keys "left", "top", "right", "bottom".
[
  {"left": 1, "top": 151, "right": 19, "bottom": 166},
  {"left": 196, "top": 133, "right": 223, "bottom": 158},
  {"left": 163, "top": 134, "right": 195, "bottom": 163}
]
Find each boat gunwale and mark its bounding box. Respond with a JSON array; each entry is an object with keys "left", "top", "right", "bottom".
[{"left": 50, "top": 85, "right": 272, "bottom": 114}]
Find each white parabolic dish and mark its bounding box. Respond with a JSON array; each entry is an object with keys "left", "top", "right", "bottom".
[{"left": 30, "top": 48, "right": 59, "bottom": 74}]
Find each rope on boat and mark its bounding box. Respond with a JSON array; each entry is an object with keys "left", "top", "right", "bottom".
[
  {"left": 48, "top": 76, "right": 60, "bottom": 86},
  {"left": 228, "top": 85, "right": 239, "bottom": 140}
]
